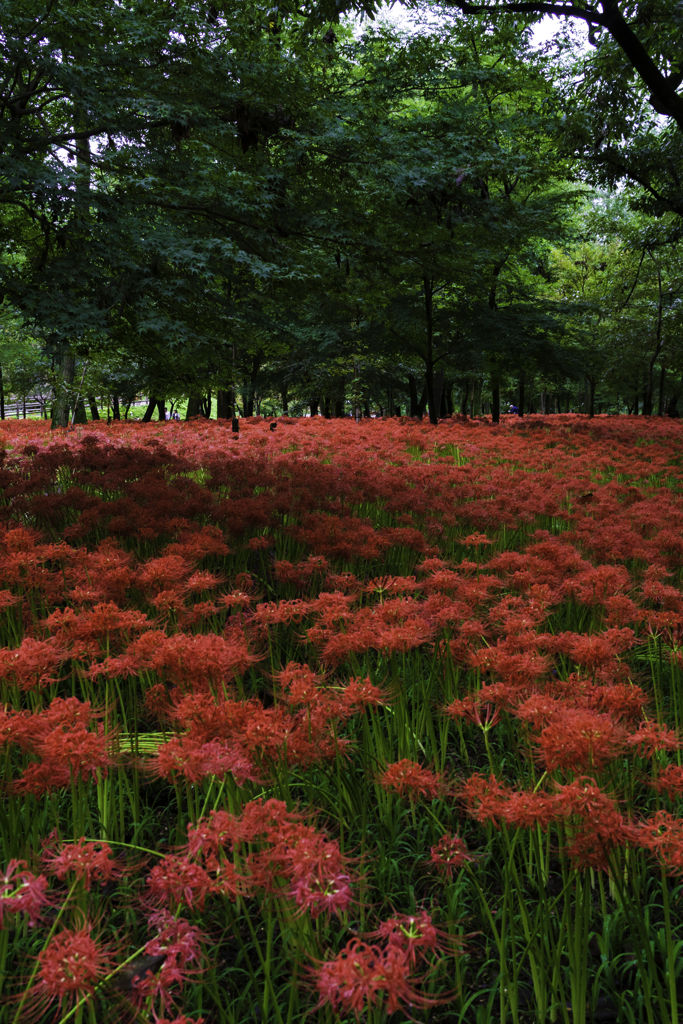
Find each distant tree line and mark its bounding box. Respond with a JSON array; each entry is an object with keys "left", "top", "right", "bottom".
[{"left": 2, "top": 0, "right": 683, "bottom": 426}]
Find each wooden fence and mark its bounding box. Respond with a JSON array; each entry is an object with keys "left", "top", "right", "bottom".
[{"left": 2, "top": 395, "right": 48, "bottom": 418}]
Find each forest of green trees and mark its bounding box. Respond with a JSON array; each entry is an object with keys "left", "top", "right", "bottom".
[{"left": 2, "top": 0, "right": 683, "bottom": 427}]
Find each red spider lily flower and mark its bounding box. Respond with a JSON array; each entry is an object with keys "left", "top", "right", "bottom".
[
  {"left": 151, "top": 589, "right": 187, "bottom": 614},
  {"left": 338, "top": 675, "right": 388, "bottom": 712},
  {"left": 146, "top": 855, "right": 217, "bottom": 911},
  {"left": 290, "top": 871, "right": 354, "bottom": 919},
  {"left": 181, "top": 798, "right": 356, "bottom": 919},
  {"left": 378, "top": 760, "right": 444, "bottom": 801},
  {"left": 364, "top": 575, "right": 419, "bottom": 596},
  {"left": 0, "top": 638, "right": 66, "bottom": 692},
  {"left": 219, "top": 590, "right": 253, "bottom": 610},
  {"left": 460, "top": 533, "right": 492, "bottom": 547},
  {"left": 469, "top": 645, "right": 550, "bottom": 687},
  {"left": 184, "top": 810, "right": 240, "bottom": 867},
  {"left": 375, "top": 620, "right": 437, "bottom": 656},
  {"left": 43, "top": 603, "right": 152, "bottom": 654},
  {"left": 460, "top": 774, "right": 512, "bottom": 825},
  {"left": 589, "top": 682, "right": 648, "bottom": 723},
  {"left": 501, "top": 790, "right": 560, "bottom": 829},
  {"left": 12, "top": 720, "right": 115, "bottom": 797},
  {"left": 237, "top": 797, "right": 303, "bottom": 837},
  {"left": 637, "top": 811, "right": 683, "bottom": 874},
  {"left": 418, "top": 558, "right": 450, "bottom": 574},
  {"left": 368, "top": 911, "right": 442, "bottom": 966},
  {"left": 276, "top": 662, "right": 323, "bottom": 705},
  {"left": 311, "top": 938, "right": 441, "bottom": 1017},
  {"left": 24, "top": 925, "right": 116, "bottom": 1021},
  {"left": 184, "top": 570, "right": 226, "bottom": 592},
  {"left": 460, "top": 774, "right": 559, "bottom": 830},
  {"left": 553, "top": 777, "right": 617, "bottom": 819},
  {"left": 626, "top": 720, "right": 681, "bottom": 757},
  {"left": 650, "top": 764, "right": 683, "bottom": 799},
  {"left": 562, "top": 819, "right": 638, "bottom": 872},
  {"left": 535, "top": 709, "right": 628, "bottom": 773},
  {"left": 149, "top": 735, "right": 259, "bottom": 787},
  {"left": 136, "top": 555, "right": 193, "bottom": 593},
  {"left": 42, "top": 838, "right": 130, "bottom": 891},
  {"left": 513, "top": 694, "right": 565, "bottom": 730},
  {"left": 0, "top": 589, "right": 21, "bottom": 609},
  {"left": 132, "top": 911, "right": 205, "bottom": 1020},
  {"left": 249, "top": 819, "right": 355, "bottom": 919},
  {"left": 429, "top": 833, "right": 475, "bottom": 878},
  {"left": 446, "top": 698, "right": 501, "bottom": 730},
  {"left": 247, "top": 535, "right": 271, "bottom": 551},
  {"left": 4, "top": 697, "right": 100, "bottom": 756},
  {"left": 0, "top": 860, "right": 51, "bottom": 927},
  {"left": 553, "top": 777, "right": 639, "bottom": 871},
  {"left": 603, "top": 594, "right": 641, "bottom": 627},
  {"left": 312, "top": 940, "right": 388, "bottom": 1016}
]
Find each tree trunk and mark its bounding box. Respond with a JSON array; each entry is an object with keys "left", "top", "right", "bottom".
[
  {"left": 88, "top": 395, "right": 100, "bottom": 420},
  {"left": 433, "top": 369, "right": 444, "bottom": 423},
  {"left": 186, "top": 396, "right": 202, "bottom": 420},
  {"left": 310, "top": 399, "right": 319, "bottom": 417},
  {"left": 589, "top": 378, "right": 596, "bottom": 418},
  {"left": 408, "top": 374, "right": 420, "bottom": 417},
  {"left": 473, "top": 378, "right": 482, "bottom": 417},
  {"left": 422, "top": 277, "right": 439, "bottom": 425},
  {"left": 492, "top": 379, "right": 500, "bottom": 424},
  {"left": 201, "top": 391, "right": 212, "bottom": 418},
  {"left": 281, "top": 385, "right": 289, "bottom": 415},
  {"left": 643, "top": 383, "right": 653, "bottom": 416},
  {"left": 460, "top": 379, "right": 469, "bottom": 416},
  {"left": 157, "top": 400, "right": 166, "bottom": 421},
  {"left": 51, "top": 348, "right": 75, "bottom": 429},
  {"left": 244, "top": 352, "right": 262, "bottom": 419},
  {"left": 0, "top": 365, "right": 4, "bottom": 419},
  {"left": 323, "top": 395, "right": 331, "bottom": 419},
  {"left": 112, "top": 394, "right": 120, "bottom": 421},
  {"left": 142, "top": 398, "right": 157, "bottom": 422},
  {"left": 645, "top": 268, "right": 665, "bottom": 417},
  {"left": 518, "top": 378, "right": 525, "bottom": 417},
  {"left": 334, "top": 396, "right": 345, "bottom": 417},
  {"left": 73, "top": 398, "right": 87, "bottom": 424},
  {"left": 445, "top": 380, "right": 454, "bottom": 415},
  {"left": 217, "top": 388, "right": 233, "bottom": 420},
  {"left": 658, "top": 365, "right": 666, "bottom": 416}
]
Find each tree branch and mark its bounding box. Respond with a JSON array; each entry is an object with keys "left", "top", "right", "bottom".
[{"left": 445, "top": 0, "right": 683, "bottom": 128}]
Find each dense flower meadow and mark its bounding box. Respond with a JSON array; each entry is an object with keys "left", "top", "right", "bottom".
[{"left": 1, "top": 413, "right": 683, "bottom": 1024}]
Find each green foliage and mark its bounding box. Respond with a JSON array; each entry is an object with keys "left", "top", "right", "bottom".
[{"left": 2, "top": 0, "right": 683, "bottom": 416}]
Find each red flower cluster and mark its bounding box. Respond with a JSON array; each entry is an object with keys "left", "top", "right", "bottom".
[
  {"left": 148, "top": 797, "right": 354, "bottom": 919},
  {"left": 3, "top": 413, "right": 683, "bottom": 1020},
  {"left": 312, "top": 911, "right": 451, "bottom": 1016}
]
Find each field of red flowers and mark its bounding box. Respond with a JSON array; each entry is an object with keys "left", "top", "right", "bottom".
[{"left": 2, "top": 413, "right": 683, "bottom": 1024}]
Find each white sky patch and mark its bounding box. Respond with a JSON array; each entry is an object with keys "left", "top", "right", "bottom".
[{"left": 363, "top": 3, "right": 590, "bottom": 53}]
